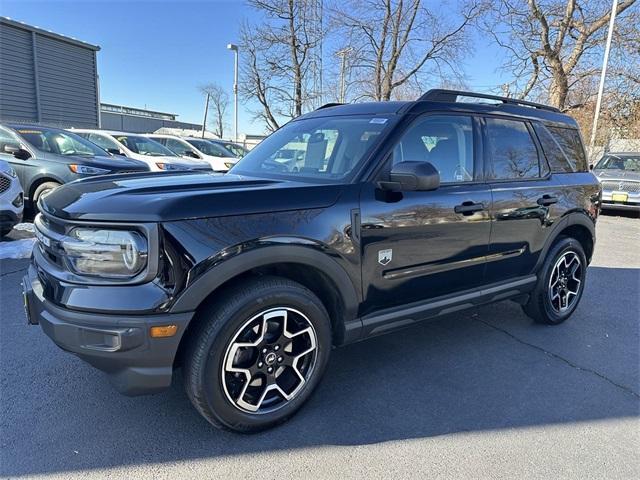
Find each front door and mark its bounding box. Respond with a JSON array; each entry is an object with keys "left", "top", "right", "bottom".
[{"left": 359, "top": 114, "right": 492, "bottom": 316}]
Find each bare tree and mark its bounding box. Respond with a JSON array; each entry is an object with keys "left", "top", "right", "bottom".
[
  {"left": 200, "top": 83, "right": 229, "bottom": 138},
  {"left": 486, "top": 0, "right": 638, "bottom": 111},
  {"left": 239, "top": 0, "right": 322, "bottom": 132},
  {"left": 330, "top": 0, "right": 483, "bottom": 102}
]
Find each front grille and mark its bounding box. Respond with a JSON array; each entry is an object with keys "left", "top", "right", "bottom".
[
  {"left": 601, "top": 180, "right": 640, "bottom": 193},
  {"left": 0, "top": 174, "right": 10, "bottom": 193},
  {"left": 34, "top": 214, "right": 67, "bottom": 268}
]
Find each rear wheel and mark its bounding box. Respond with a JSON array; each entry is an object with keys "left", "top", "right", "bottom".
[
  {"left": 183, "top": 276, "right": 332, "bottom": 432},
  {"left": 523, "top": 236, "right": 587, "bottom": 325}
]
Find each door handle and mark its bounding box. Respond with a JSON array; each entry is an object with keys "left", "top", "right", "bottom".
[
  {"left": 537, "top": 195, "right": 558, "bottom": 206},
  {"left": 454, "top": 201, "right": 484, "bottom": 215}
]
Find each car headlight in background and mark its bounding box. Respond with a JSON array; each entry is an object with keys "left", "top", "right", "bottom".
[
  {"left": 224, "top": 162, "right": 235, "bottom": 169},
  {"left": 156, "top": 162, "right": 187, "bottom": 171},
  {"left": 4, "top": 166, "right": 17, "bottom": 178},
  {"left": 68, "top": 164, "right": 111, "bottom": 175},
  {"left": 61, "top": 228, "right": 148, "bottom": 278}
]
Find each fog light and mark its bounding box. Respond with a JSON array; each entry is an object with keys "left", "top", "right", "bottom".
[
  {"left": 12, "top": 192, "right": 23, "bottom": 208},
  {"left": 150, "top": 325, "right": 178, "bottom": 338}
]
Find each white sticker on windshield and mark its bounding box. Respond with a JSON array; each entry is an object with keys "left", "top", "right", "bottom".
[{"left": 370, "top": 118, "right": 388, "bottom": 124}]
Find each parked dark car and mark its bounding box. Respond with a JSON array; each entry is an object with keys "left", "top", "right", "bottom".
[
  {"left": 24, "top": 90, "right": 601, "bottom": 432},
  {"left": 592, "top": 152, "right": 640, "bottom": 212},
  {"left": 0, "top": 124, "right": 149, "bottom": 211}
]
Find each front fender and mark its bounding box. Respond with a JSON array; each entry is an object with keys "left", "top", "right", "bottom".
[{"left": 169, "top": 241, "right": 361, "bottom": 337}]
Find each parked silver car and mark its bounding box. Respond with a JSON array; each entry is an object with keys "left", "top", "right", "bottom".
[
  {"left": 593, "top": 152, "right": 640, "bottom": 212},
  {"left": 0, "top": 158, "right": 24, "bottom": 237}
]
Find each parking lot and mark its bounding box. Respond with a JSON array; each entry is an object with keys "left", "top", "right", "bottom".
[{"left": 0, "top": 212, "right": 638, "bottom": 479}]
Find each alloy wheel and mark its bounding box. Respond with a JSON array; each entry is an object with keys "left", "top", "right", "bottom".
[
  {"left": 548, "top": 251, "right": 582, "bottom": 314},
  {"left": 221, "top": 307, "right": 318, "bottom": 414}
]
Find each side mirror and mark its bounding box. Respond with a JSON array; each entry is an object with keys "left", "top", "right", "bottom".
[
  {"left": 381, "top": 161, "right": 440, "bottom": 191},
  {"left": 106, "top": 148, "right": 125, "bottom": 156},
  {"left": 185, "top": 151, "right": 201, "bottom": 159},
  {"left": 3, "top": 143, "right": 31, "bottom": 160},
  {"left": 589, "top": 164, "right": 594, "bottom": 171}
]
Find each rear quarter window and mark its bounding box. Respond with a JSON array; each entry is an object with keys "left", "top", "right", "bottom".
[
  {"left": 546, "top": 126, "right": 588, "bottom": 172},
  {"left": 532, "top": 123, "right": 573, "bottom": 173}
]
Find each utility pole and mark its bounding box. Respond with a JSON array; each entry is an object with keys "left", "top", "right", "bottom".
[
  {"left": 590, "top": 0, "right": 618, "bottom": 147},
  {"left": 227, "top": 43, "right": 239, "bottom": 142},
  {"left": 336, "top": 47, "right": 352, "bottom": 103},
  {"left": 201, "top": 92, "right": 210, "bottom": 138}
]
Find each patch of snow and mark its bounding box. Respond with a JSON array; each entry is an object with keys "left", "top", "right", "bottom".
[
  {"left": 0, "top": 238, "right": 35, "bottom": 259},
  {"left": 13, "top": 223, "right": 34, "bottom": 232}
]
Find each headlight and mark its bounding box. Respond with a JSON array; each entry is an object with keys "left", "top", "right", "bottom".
[
  {"left": 61, "top": 228, "right": 147, "bottom": 278},
  {"left": 4, "top": 166, "right": 17, "bottom": 178},
  {"left": 224, "top": 162, "right": 235, "bottom": 169},
  {"left": 156, "top": 162, "right": 187, "bottom": 171},
  {"left": 69, "top": 165, "right": 111, "bottom": 175}
]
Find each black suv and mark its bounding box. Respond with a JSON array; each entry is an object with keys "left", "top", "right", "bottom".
[{"left": 24, "top": 90, "right": 601, "bottom": 432}]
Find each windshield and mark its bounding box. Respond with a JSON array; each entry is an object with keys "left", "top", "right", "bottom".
[
  {"left": 231, "top": 115, "right": 394, "bottom": 182},
  {"left": 114, "top": 135, "right": 176, "bottom": 157},
  {"left": 595, "top": 155, "right": 640, "bottom": 171},
  {"left": 187, "top": 139, "right": 235, "bottom": 158},
  {"left": 15, "top": 127, "right": 108, "bottom": 157}
]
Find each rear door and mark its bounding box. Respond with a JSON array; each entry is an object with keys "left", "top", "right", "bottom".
[{"left": 483, "top": 117, "right": 567, "bottom": 282}]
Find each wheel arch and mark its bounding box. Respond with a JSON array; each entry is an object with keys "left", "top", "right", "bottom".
[
  {"left": 171, "top": 244, "right": 361, "bottom": 353},
  {"left": 535, "top": 211, "right": 596, "bottom": 273},
  {"left": 27, "top": 175, "right": 63, "bottom": 201}
]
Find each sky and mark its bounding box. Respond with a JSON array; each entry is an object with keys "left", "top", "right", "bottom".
[{"left": 1, "top": 0, "right": 506, "bottom": 135}]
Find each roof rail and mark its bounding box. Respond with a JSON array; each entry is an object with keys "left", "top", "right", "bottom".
[
  {"left": 418, "top": 89, "right": 560, "bottom": 113},
  {"left": 316, "top": 102, "right": 344, "bottom": 110}
]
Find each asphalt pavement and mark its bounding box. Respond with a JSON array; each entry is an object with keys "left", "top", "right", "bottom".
[{"left": 0, "top": 213, "right": 638, "bottom": 479}]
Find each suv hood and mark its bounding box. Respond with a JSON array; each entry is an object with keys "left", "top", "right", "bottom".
[
  {"left": 594, "top": 169, "right": 640, "bottom": 181},
  {"left": 39, "top": 172, "right": 344, "bottom": 222}
]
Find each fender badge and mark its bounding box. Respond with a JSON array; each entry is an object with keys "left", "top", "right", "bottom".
[{"left": 378, "top": 249, "right": 392, "bottom": 266}]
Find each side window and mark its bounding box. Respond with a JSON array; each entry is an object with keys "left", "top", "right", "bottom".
[
  {"left": 547, "top": 126, "right": 588, "bottom": 172},
  {"left": 532, "top": 123, "right": 572, "bottom": 173},
  {"left": 485, "top": 118, "right": 540, "bottom": 180},
  {"left": 166, "top": 139, "right": 191, "bottom": 156},
  {"left": 88, "top": 133, "right": 119, "bottom": 151},
  {"left": 393, "top": 115, "right": 474, "bottom": 183}
]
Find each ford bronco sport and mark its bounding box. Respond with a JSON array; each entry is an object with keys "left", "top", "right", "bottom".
[{"left": 24, "top": 90, "right": 601, "bottom": 432}]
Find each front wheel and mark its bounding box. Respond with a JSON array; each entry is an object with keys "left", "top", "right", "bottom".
[
  {"left": 523, "top": 236, "right": 587, "bottom": 325},
  {"left": 183, "top": 276, "right": 332, "bottom": 432}
]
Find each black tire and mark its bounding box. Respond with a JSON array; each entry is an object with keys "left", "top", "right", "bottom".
[
  {"left": 522, "top": 236, "right": 587, "bottom": 325},
  {"left": 31, "top": 181, "right": 61, "bottom": 212},
  {"left": 183, "top": 276, "right": 332, "bottom": 432}
]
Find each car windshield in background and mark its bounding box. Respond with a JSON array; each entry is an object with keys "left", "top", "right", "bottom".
[
  {"left": 115, "top": 135, "right": 176, "bottom": 157},
  {"left": 595, "top": 155, "right": 640, "bottom": 171},
  {"left": 15, "top": 127, "right": 107, "bottom": 157},
  {"left": 231, "top": 115, "right": 395, "bottom": 182},
  {"left": 187, "top": 139, "right": 235, "bottom": 158}
]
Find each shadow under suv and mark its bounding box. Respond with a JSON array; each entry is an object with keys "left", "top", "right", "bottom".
[{"left": 23, "top": 90, "right": 601, "bottom": 432}]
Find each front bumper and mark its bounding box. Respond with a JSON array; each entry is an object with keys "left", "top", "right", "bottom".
[
  {"left": 23, "top": 264, "right": 194, "bottom": 396},
  {"left": 601, "top": 190, "right": 640, "bottom": 211}
]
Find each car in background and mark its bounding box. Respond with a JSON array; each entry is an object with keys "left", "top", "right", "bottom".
[
  {"left": 72, "top": 130, "right": 211, "bottom": 172},
  {"left": 145, "top": 134, "right": 235, "bottom": 172},
  {"left": 0, "top": 158, "right": 23, "bottom": 237},
  {"left": 0, "top": 124, "right": 149, "bottom": 211},
  {"left": 593, "top": 152, "right": 640, "bottom": 213},
  {"left": 208, "top": 139, "right": 249, "bottom": 158}
]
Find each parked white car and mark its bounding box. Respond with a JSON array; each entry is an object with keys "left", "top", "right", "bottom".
[
  {"left": 0, "top": 158, "right": 23, "bottom": 237},
  {"left": 71, "top": 129, "right": 211, "bottom": 172},
  {"left": 145, "top": 134, "right": 237, "bottom": 172}
]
